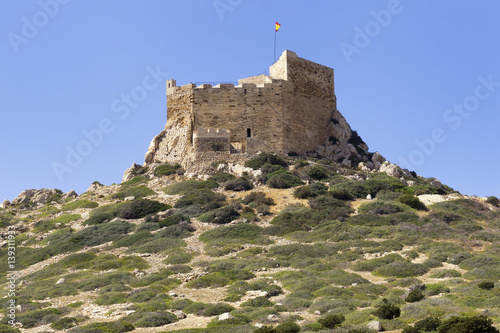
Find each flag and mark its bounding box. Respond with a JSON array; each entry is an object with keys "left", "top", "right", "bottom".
[{"left": 275, "top": 21, "right": 281, "bottom": 32}]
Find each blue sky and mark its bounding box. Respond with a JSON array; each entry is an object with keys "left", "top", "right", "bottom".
[{"left": 1, "top": 0, "right": 499, "bottom": 201}]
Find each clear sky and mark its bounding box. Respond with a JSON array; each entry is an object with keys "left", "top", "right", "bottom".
[{"left": 1, "top": 0, "right": 499, "bottom": 201}]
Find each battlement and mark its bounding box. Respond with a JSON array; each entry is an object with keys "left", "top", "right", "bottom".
[{"left": 193, "top": 128, "right": 230, "bottom": 138}]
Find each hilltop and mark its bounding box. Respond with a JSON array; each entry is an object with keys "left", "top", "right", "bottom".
[{"left": 1, "top": 154, "right": 500, "bottom": 333}]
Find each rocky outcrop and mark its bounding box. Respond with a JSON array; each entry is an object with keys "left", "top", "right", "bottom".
[
  {"left": 11, "top": 188, "right": 71, "bottom": 206},
  {"left": 316, "top": 109, "right": 370, "bottom": 166}
]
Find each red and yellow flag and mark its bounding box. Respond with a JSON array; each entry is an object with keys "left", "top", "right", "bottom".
[{"left": 275, "top": 22, "right": 281, "bottom": 32}]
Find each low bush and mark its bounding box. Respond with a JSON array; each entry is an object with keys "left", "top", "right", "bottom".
[
  {"left": 174, "top": 189, "right": 226, "bottom": 211},
  {"left": 318, "top": 314, "right": 345, "bottom": 329},
  {"left": 209, "top": 172, "right": 236, "bottom": 184},
  {"left": 307, "top": 165, "right": 330, "bottom": 180},
  {"left": 405, "top": 289, "right": 425, "bottom": 303},
  {"left": 158, "top": 213, "right": 190, "bottom": 228},
  {"left": 224, "top": 177, "right": 254, "bottom": 191},
  {"left": 438, "top": 315, "right": 499, "bottom": 333},
  {"left": 373, "top": 261, "right": 428, "bottom": 278},
  {"left": 414, "top": 316, "right": 441, "bottom": 331},
  {"left": 95, "top": 292, "right": 128, "bottom": 305},
  {"left": 112, "top": 185, "right": 155, "bottom": 200},
  {"left": 1, "top": 308, "right": 62, "bottom": 328},
  {"left": 184, "top": 302, "right": 235, "bottom": 316},
  {"left": 68, "top": 320, "right": 135, "bottom": 333},
  {"left": 245, "top": 153, "right": 287, "bottom": 170},
  {"left": 398, "top": 194, "right": 427, "bottom": 210},
  {"left": 0, "top": 324, "right": 20, "bottom": 333},
  {"left": 486, "top": 196, "right": 500, "bottom": 207},
  {"left": 199, "top": 223, "right": 270, "bottom": 246},
  {"left": 154, "top": 163, "right": 181, "bottom": 176},
  {"left": 478, "top": 281, "right": 495, "bottom": 290},
  {"left": 359, "top": 201, "right": 409, "bottom": 215},
  {"left": 373, "top": 299, "right": 401, "bottom": 320},
  {"left": 185, "top": 270, "right": 255, "bottom": 288},
  {"left": 241, "top": 297, "right": 274, "bottom": 307},
  {"left": 62, "top": 199, "right": 98, "bottom": 211},
  {"left": 83, "top": 212, "right": 114, "bottom": 225},
  {"left": 198, "top": 206, "right": 240, "bottom": 224},
  {"left": 131, "top": 311, "right": 177, "bottom": 327},
  {"left": 242, "top": 192, "right": 275, "bottom": 206},
  {"left": 117, "top": 199, "right": 170, "bottom": 219},
  {"left": 266, "top": 172, "right": 303, "bottom": 189},
  {"left": 266, "top": 205, "right": 323, "bottom": 236}
]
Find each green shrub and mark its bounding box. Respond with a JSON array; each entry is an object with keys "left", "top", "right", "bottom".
[
  {"left": 224, "top": 177, "right": 254, "bottom": 191},
  {"left": 275, "top": 322, "right": 300, "bottom": 333},
  {"left": 199, "top": 223, "right": 269, "bottom": 246},
  {"left": 359, "top": 201, "right": 408, "bottom": 215},
  {"left": 62, "top": 199, "right": 98, "bottom": 211},
  {"left": 185, "top": 270, "right": 255, "bottom": 288},
  {"left": 121, "top": 176, "right": 148, "bottom": 187},
  {"left": 245, "top": 153, "right": 287, "bottom": 170},
  {"left": 198, "top": 206, "right": 240, "bottom": 224},
  {"left": 266, "top": 173, "right": 304, "bottom": 189},
  {"left": 330, "top": 187, "right": 355, "bottom": 201},
  {"left": 158, "top": 213, "right": 190, "bottom": 228},
  {"left": 67, "top": 320, "right": 134, "bottom": 333},
  {"left": 174, "top": 189, "right": 226, "bottom": 211},
  {"left": 414, "top": 316, "right": 441, "bottom": 331},
  {"left": 267, "top": 205, "right": 323, "bottom": 236},
  {"left": 486, "top": 196, "right": 500, "bottom": 207},
  {"left": 373, "top": 261, "right": 428, "bottom": 278},
  {"left": 242, "top": 192, "right": 275, "bottom": 206},
  {"left": 113, "top": 185, "right": 156, "bottom": 200},
  {"left": 405, "top": 289, "right": 425, "bottom": 303},
  {"left": 0, "top": 324, "right": 21, "bottom": 333},
  {"left": 294, "top": 183, "right": 328, "bottom": 199},
  {"left": 429, "top": 269, "right": 462, "bottom": 278},
  {"left": 132, "top": 311, "right": 177, "bottom": 327},
  {"left": 308, "top": 165, "right": 330, "bottom": 180},
  {"left": 6, "top": 308, "right": 62, "bottom": 328},
  {"left": 83, "top": 212, "right": 114, "bottom": 225},
  {"left": 318, "top": 314, "right": 345, "bottom": 329},
  {"left": 183, "top": 302, "right": 235, "bottom": 316},
  {"left": 478, "top": 281, "right": 495, "bottom": 290},
  {"left": 155, "top": 163, "right": 181, "bottom": 176},
  {"left": 209, "top": 172, "right": 236, "bottom": 183},
  {"left": 398, "top": 194, "right": 427, "bottom": 210},
  {"left": 241, "top": 297, "right": 274, "bottom": 307},
  {"left": 373, "top": 299, "right": 401, "bottom": 320},
  {"left": 51, "top": 317, "right": 79, "bottom": 330},
  {"left": 117, "top": 199, "right": 170, "bottom": 219},
  {"left": 95, "top": 292, "right": 128, "bottom": 305},
  {"left": 437, "top": 315, "right": 499, "bottom": 333}
]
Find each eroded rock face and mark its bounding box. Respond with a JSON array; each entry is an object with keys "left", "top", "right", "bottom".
[
  {"left": 316, "top": 109, "right": 370, "bottom": 164},
  {"left": 11, "top": 188, "right": 65, "bottom": 206}
]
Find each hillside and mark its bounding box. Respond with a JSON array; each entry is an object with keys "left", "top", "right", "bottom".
[{"left": 1, "top": 154, "right": 500, "bottom": 333}]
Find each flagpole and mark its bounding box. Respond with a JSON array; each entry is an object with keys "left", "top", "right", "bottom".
[{"left": 274, "top": 29, "right": 276, "bottom": 63}]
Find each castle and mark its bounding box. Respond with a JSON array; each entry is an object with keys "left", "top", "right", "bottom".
[{"left": 142, "top": 50, "right": 372, "bottom": 172}]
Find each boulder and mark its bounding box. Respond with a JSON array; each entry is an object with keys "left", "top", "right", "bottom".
[
  {"left": 372, "top": 151, "right": 386, "bottom": 164},
  {"left": 11, "top": 189, "right": 62, "bottom": 206},
  {"left": 62, "top": 190, "right": 78, "bottom": 201},
  {"left": 1, "top": 200, "right": 10, "bottom": 208},
  {"left": 87, "top": 181, "right": 104, "bottom": 193},
  {"left": 173, "top": 310, "right": 186, "bottom": 319},
  {"left": 367, "top": 320, "right": 382, "bottom": 331},
  {"left": 218, "top": 313, "right": 235, "bottom": 321},
  {"left": 379, "top": 161, "right": 401, "bottom": 177}
]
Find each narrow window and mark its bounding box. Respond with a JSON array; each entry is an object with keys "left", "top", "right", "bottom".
[{"left": 247, "top": 128, "right": 251, "bottom": 137}]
